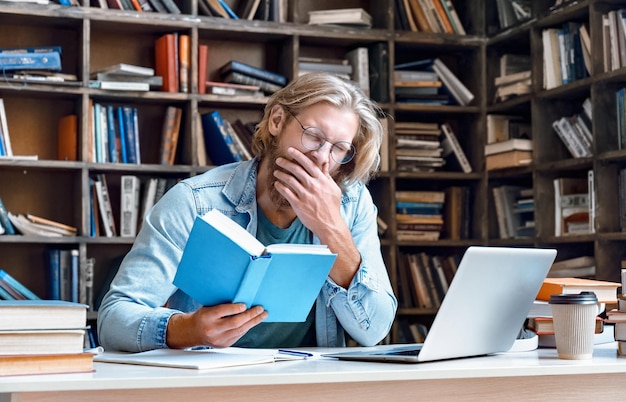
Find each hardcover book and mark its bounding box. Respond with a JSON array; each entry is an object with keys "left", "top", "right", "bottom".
[
  {"left": 219, "top": 60, "right": 287, "bottom": 86},
  {"left": 0, "top": 300, "right": 87, "bottom": 330},
  {"left": 173, "top": 209, "right": 337, "bottom": 322},
  {"left": 0, "top": 51, "right": 61, "bottom": 71},
  {"left": 536, "top": 277, "right": 620, "bottom": 303},
  {"left": 200, "top": 110, "right": 245, "bottom": 165},
  {"left": 0, "top": 352, "right": 93, "bottom": 376}
]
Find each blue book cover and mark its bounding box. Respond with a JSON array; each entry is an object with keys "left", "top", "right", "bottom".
[
  {"left": 200, "top": 111, "right": 243, "bottom": 165},
  {"left": 121, "top": 106, "right": 140, "bottom": 164},
  {"left": 47, "top": 248, "right": 61, "bottom": 300},
  {"left": 219, "top": 60, "right": 287, "bottom": 86},
  {"left": 105, "top": 105, "right": 118, "bottom": 163},
  {"left": 70, "top": 249, "right": 79, "bottom": 303},
  {"left": 0, "top": 51, "right": 61, "bottom": 71},
  {"left": 117, "top": 106, "right": 128, "bottom": 164},
  {"left": 0, "top": 269, "right": 40, "bottom": 300},
  {"left": 0, "top": 285, "right": 14, "bottom": 300},
  {"left": 173, "top": 209, "right": 337, "bottom": 322},
  {"left": 0, "top": 46, "right": 62, "bottom": 55}
]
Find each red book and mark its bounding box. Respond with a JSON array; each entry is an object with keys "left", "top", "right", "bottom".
[
  {"left": 155, "top": 33, "right": 178, "bottom": 93},
  {"left": 198, "top": 44, "right": 208, "bottom": 94}
]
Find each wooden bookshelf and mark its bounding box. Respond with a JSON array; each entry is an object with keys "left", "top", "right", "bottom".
[{"left": 0, "top": 0, "right": 489, "bottom": 343}]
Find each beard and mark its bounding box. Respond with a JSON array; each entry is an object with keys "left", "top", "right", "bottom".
[{"left": 265, "top": 143, "right": 293, "bottom": 211}]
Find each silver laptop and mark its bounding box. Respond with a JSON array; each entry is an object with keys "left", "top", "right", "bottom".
[{"left": 323, "top": 246, "right": 557, "bottom": 363}]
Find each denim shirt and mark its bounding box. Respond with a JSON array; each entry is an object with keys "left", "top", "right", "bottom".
[{"left": 97, "top": 159, "right": 397, "bottom": 352}]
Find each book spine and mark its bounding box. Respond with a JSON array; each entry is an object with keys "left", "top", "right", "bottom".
[
  {"left": 221, "top": 60, "right": 287, "bottom": 86},
  {"left": 70, "top": 249, "right": 79, "bottom": 303},
  {"left": 198, "top": 44, "right": 208, "bottom": 94},
  {"left": 160, "top": 0, "right": 181, "bottom": 13},
  {"left": 0, "top": 46, "right": 63, "bottom": 54},
  {"left": 0, "top": 52, "right": 61, "bottom": 71},
  {"left": 57, "top": 114, "right": 78, "bottom": 161},
  {"left": 160, "top": 106, "right": 178, "bottom": 165},
  {"left": 95, "top": 175, "right": 116, "bottom": 237},
  {"left": 47, "top": 248, "right": 61, "bottom": 300},
  {"left": 178, "top": 34, "right": 190, "bottom": 93},
  {"left": 155, "top": 33, "right": 179, "bottom": 93},
  {"left": 120, "top": 175, "right": 140, "bottom": 237},
  {"left": 116, "top": 107, "right": 128, "bottom": 163},
  {"left": 441, "top": 123, "right": 472, "bottom": 173},
  {"left": 122, "top": 106, "right": 139, "bottom": 164}
]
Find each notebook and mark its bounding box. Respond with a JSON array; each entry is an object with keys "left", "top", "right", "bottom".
[{"left": 323, "top": 246, "right": 557, "bottom": 363}]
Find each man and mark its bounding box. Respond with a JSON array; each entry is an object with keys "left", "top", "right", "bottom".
[{"left": 98, "top": 72, "right": 397, "bottom": 352}]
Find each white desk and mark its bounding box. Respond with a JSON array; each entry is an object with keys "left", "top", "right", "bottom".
[{"left": 1, "top": 343, "right": 625, "bottom": 401}]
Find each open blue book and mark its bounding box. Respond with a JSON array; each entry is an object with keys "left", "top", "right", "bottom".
[{"left": 173, "top": 209, "right": 337, "bottom": 322}]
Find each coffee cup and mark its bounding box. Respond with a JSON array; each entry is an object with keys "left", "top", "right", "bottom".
[{"left": 549, "top": 291, "right": 599, "bottom": 360}]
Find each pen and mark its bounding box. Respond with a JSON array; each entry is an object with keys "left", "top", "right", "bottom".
[{"left": 278, "top": 349, "right": 314, "bottom": 358}]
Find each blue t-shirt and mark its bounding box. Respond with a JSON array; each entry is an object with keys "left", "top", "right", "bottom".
[{"left": 233, "top": 207, "right": 316, "bottom": 348}]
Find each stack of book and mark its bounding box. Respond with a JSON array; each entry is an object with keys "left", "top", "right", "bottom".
[
  {"left": 494, "top": 54, "right": 531, "bottom": 102},
  {"left": 394, "top": 121, "right": 444, "bottom": 172},
  {"left": 393, "top": 65, "right": 447, "bottom": 105},
  {"left": 395, "top": 190, "right": 445, "bottom": 241},
  {"left": 485, "top": 114, "right": 532, "bottom": 170},
  {"left": 7, "top": 213, "right": 77, "bottom": 237},
  {"left": 307, "top": 8, "right": 372, "bottom": 28},
  {"left": 298, "top": 57, "right": 353, "bottom": 80},
  {"left": 0, "top": 300, "right": 93, "bottom": 376},
  {"left": 492, "top": 185, "right": 532, "bottom": 239},
  {"left": 0, "top": 45, "right": 62, "bottom": 76},
  {"left": 551, "top": 98, "right": 592, "bottom": 159},
  {"left": 542, "top": 21, "right": 589, "bottom": 90},
  {"left": 608, "top": 268, "right": 626, "bottom": 355},
  {"left": 90, "top": 63, "right": 158, "bottom": 92},
  {"left": 528, "top": 277, "right": 620, "bottom": 348},
  {"left": 219, "top": 60, "right": 287, "bottom": 95}
]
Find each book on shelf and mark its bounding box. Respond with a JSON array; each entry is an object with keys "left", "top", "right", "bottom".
[
  {"left": 0, "top": 269, "right": 40, "bottom": 300},
  {"left": 0, "top": 196, "right": 16, "bottom": 235},
  {"left": 0, "top": 352, "right": 93, "bottom": 376},
  {"left": 0, "top": 51, "right": 61, "bottom": 71},
  {"left": 89, "top": 80, "right": 150, "bottom": 91},
  {"left": 237, "top": 0, "right": 262, "bottom": 20},
  {"left": 492, "top": 185, "right": 526, "bottom": 239},
  {"left": 440, "top": 122, "right": 471, "bottom": 173},
  {"left": 173, "top": 209, "right": 337, "bottom": 322},
  {"left": 197, "top": 44, "right": 208, "bottom": 94},
  {"left": 547, "top": 256, "right": 596, "bottom": 278},
  {"left": 120, "top": 175, "right": 140, "bottom": 238},
  {"left": 154, "top": 33, "right": 179, "bottom": 93},
  {"left": 535, "top": 277, "right": 620, "bottom": 304},
  {"left": 205, "top": 83, "right": 264, "bottom": 97},
  {"left": 494, "top": 69, "right": 531, "bottom": 87},
  {"left": 159, "top": 106, "right": 183, "bottom": 165},
  {"left": 94, "top": 174, "right": 117, "bottom": 237},
  {"left": 485, "top": 149, "right": 532, "bottom": 171},
  {"left": 484, "top": 138, "right": 532, "bottom": 156},
  {"left": 307, "top": 8, "right": 372, "bottom": 28},
  {"left": 8, "top": 213, "right": 76, "bottom": 237},
  {"left": 345, "top": 47, "right": 370, "bottom": 96},
  {"left": 91, "top": 63, "right": 154, "bottom": 77},
  {"left": 219, "top": 60, "right": 287, "bottom": 87},
  {"left": 222, "top": 71, "right": 283, "bottom": 94},
  {"left": 486, "top": 114, "right": 531, "bottom": 144},
  {"left": 178, "top": 34, "right": 190, "bottom": 93},
  {"left": 92, "top": 73, "right": 163, "bottom": 87},
  {"left": 368, "top": 42, "right": 389, "bottom": 103},
  {"left": 553, "top": 176, "right": 589, "bottom": 236},
  {"left": 431, "top": 58, "right": 474, "bottom": 106},
  {"left": 0, "top": 98, "right": 13, "bottom": 157},
  {"left": 26, "top": 214, "right": 77, "bottom": 235},
  {"left": 200, "top": 110, "right": 246, "bottom": 165}
]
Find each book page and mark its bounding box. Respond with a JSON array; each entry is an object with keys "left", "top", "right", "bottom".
[{"left": 201, "top": 209, "right": 265, "bottom": 256}]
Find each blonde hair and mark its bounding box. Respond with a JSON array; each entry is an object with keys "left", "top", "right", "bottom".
[{"left": 252, "top": 72, "right": 384, "bottom": 188}]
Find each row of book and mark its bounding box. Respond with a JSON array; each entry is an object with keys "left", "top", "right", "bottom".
[
  {"left": 393, "top": 58, "right": 474, "bottom": 106},
  {"left": 493, "top": 53, "right": 531, "bottom": 103},
  {"left": 551, "top": 97, "right": 593, "bottom": 159},
  {"left": 90, "top": 103, "right": 141, "bottom": 164},
  {"left": 394, "top": 121, "right": 471, "bottom": 173},
  {"left": 201, "top": 110, "right": 256, "bottom": 165},
  {"left": 395, "top": 187, "right": 472, "bottom": 242},
  {"left": 395, "top": 0, "right": 466, "bottom": 35},
  {"left": 494, "top": 0, "right": 531, "bottom": 31},
  {"left": 602, "top": 9, "right": 626, "bottom": 74},
  {"left": 397, "top": 251, "right": 459, "bottom": 309},
  {"left": 542, "top": 21, "right": 590, "bottom": 90},
  {"left": 492, "top": 185, "right": 534, "bottom": 239},
  {"left": 90, "top": 174, "right": 177, "bottom": 238}
]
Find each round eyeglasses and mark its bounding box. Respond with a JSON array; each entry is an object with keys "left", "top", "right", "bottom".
[{"left": 287, "top": 110, "right": 356, "bottom": 164}]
